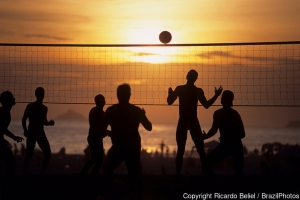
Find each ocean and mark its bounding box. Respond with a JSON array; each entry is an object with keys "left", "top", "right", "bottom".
[{"left": 8, "top": 119, "right": 300, "bottom": 156}]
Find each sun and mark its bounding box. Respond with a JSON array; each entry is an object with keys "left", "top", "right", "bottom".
[
  {"left": 123, "top": 25, "right": 178, "bottom": 63},
  {"left": 126, "top": 29, "right": 160, "bottom": 44},
  {"left": 125, "top": 21, "right": 165, "bottom": 44},
  {"left": 125, "top": 46, "right": 178, "bottom": 64}
]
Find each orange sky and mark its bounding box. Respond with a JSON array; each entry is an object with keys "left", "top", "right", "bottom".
[
  {"left": 1, "top": 0, "right": 300, "bottom": 128},
  {"left": 1, "top": 0, "right": 300, "bottom": 44}
]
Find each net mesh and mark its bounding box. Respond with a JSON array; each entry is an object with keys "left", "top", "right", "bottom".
[{"left": 0, "top": 42, "right": 300, "bottom": 106}]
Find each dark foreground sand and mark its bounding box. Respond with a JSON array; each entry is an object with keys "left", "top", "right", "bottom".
[
  {"left": 1, "top": 153, "right": 300, "bottom": 199},
  {"left": 1, "top": 174, "right": 300, "bottom": 200}
]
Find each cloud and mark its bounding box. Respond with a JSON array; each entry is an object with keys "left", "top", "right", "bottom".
[
  {"left": 244, "top": 55, "right": 299, "bottom": 64},
  {"left": 0, "top": 9, "right": 91, "bottom": 24},
  {"left": 116, "top": 79, "right": 147, "bottom": 85},
  {"left": 133, "top": 52, "right": 160, "bottom": 56},
  {"left": 0, "top": 29, "right": 14, "bottom": 36},
  {"left": 22, "top": 34, "right": 73, "bottom": 41},
  {"left": 196, "top": 51, "right": 234, "bottom": 59},
  {"left": 196, "top": 50, "right": 299, "bottom": 65}
]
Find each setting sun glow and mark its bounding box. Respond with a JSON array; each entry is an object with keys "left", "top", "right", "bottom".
[{"left": 126, "top": 46, "right": 178, "bottom": 64}]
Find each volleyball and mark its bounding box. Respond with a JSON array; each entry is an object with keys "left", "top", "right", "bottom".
[{"left": 159, "top": 31, "right": 172, "bottom": 44}]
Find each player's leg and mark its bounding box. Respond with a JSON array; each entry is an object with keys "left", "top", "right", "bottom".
[
  {"left": 23, "top": 135, "right": 36, "bottom": 174},
  {"left": 125, "top": 145, "right": 142, "bottom": 199},
  {"left": 91, "top": 141, "right": 104, "bottom": 175},
  {"left": 81, "top": 136, "right": 96, "bottom": 175},
  {"left": 0, "top": 144, "right": 16, "bottom": 176},
  {"left": 80, "top": 146, "right": 94, "bottom": 175},
  {"left": 176, "top": 118, "right": 188, "bottom": 176},
  {"left": 125, "top": 145, "right": 141, "bottom": 179},
  {"left": 103, "top": 145, "right": 124, "bottom": 197},
  {"left": 37, "top": 131, "right": 51, "bottom": 175},
  {"left": 203, "top": 143, "right": 228, "bottom": 175},
  {"left": 103, "top": 145, "right": 124, "bottom": 177},
  {"left": 189, "top": 118, "right": 206, "bottom": 164},
  {"left": 232, "top": 141, "right": 244, "bottom": 175}
]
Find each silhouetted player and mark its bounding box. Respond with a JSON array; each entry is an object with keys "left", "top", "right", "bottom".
[
  {"left": 203, "top": 90, "right": 245, "bottom": 175},
  {"left": 101, "top": 84, "right": 152, "bottom": 198},
  {"left": 22, "top": 87, "right": 55, "bottom": 175},
  {"left": 167, "top": 69, "right": 222, "bottom": 176},
  {"left": 80, "top": 94, "right": 110, "bottom": 175},
  {"left": 0, "top": 91, "right": 24, "bottom": 175}
]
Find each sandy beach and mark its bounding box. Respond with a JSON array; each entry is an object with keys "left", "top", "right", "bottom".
[
  {"left": 1, "top": 174, "right": 300, "bottom": 200},
  {"left": 1, "top": 151, "right": 300, "bottom": 199}
]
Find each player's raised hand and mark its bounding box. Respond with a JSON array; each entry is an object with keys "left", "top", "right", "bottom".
[
  {"left": 49, "top": 119, "right": 55, "bottom": 126},
  {"left": 215, "top": 86, "right": 223, "bottom": 96},
  {"left": 168, "top": 87, "right": 174, "bottom": 94}
]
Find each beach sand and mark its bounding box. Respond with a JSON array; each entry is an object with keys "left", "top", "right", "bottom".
[
  {"left": 1, "top": 153, "right": 300, "bottom": 199},
  {"left": 1, "top": 174, "right": 300, "bottom": 199}
]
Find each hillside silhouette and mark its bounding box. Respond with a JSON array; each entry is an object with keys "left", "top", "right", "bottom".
[
  {"left": 55, "top": 110, "right": 86, "bottom": 121},
  {"left": 285, "top": 120, "right": 300, "bottom": 128}
]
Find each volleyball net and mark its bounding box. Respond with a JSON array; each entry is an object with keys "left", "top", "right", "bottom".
[{"left": 0, "top": 42, "right": 300, "bottom": 106}]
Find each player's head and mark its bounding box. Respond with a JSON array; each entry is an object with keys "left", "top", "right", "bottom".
[
  {"left": 35, "top": 87, "right": 45, "bottom": 101},
  {"left": 186, "top": 69, "right": 198, "bottom": 83},
  {"left": 221, "top": 90, "right": 234, "bottom": 107},
  {"left": 95, "top": 94, "right": 105, "bottom": 107},
  {"left": 0, "top": 91, "right": 16, "bottom": 107},
  {"left": 117, "top": 84, "right": 131, "bottom": 103}
]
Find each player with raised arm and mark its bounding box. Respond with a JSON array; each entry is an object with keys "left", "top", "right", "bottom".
[
  {"left": 22, "top": 87, "right": 55, "bottom": 175},
  {"left": 203, "top": 90, "right": 245, "bottom": 175},
  {"left": 167, "top": 69, "right": 222, "bottom": 177},
  {"left": 0, "top": 91, "right": 24, "bottom": 176}
]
